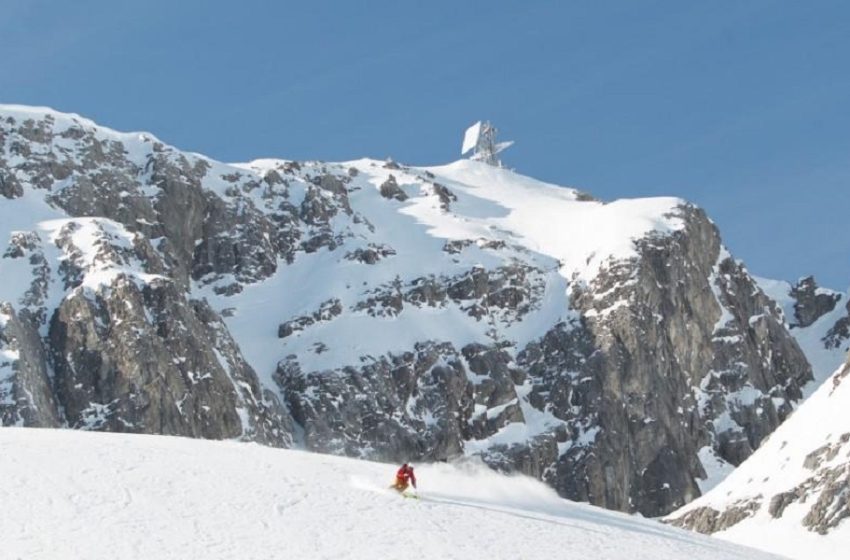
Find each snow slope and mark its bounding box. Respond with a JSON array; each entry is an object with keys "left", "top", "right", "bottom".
[
  {"left": 0, "top": 428, "right": 782, "bottom": 560},
  {"left": 422, "top": 160, "right": 685, "bottom": 283},
  {"left": 669, "top": 359, "right": 850, "bottom": 559},
  {"left": 218, "top": 157, "right": 686, "bottom": 377}
]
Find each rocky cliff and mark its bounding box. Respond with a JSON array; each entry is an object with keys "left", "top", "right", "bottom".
[
  {"left": 756, "top": 276, "right": 850, "bottom": 388},
  {"left": 667, "top": 352, "right": 850, "bottom": 558},
  {"left": 0, "top": 106, "right": 814, "bottom": 516}
]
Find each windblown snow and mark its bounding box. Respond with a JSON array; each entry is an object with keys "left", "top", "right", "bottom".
[{"left": 0, "top": 428, "right": 781, "bottom": 560}]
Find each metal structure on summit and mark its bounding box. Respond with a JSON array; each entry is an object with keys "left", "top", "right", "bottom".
[{"left": 461, "top": 121, "right": 513, "bottom": 167}]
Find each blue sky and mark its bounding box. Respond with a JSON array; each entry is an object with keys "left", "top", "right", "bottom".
[{"left": 3, "top": 0, "right": 849, "bottom": 287}]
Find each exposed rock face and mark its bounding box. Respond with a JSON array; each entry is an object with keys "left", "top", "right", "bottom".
[
  {"left": 493, "top": 208, "right": 811, "bottom": 515},
  {"left": 0, "top": 109, "right": 295, "bottom": 446},
  {"left": 278, "top": 299, "right": 343, "bottom": 338},
  {"left": 668, "top": 354, "right": 850, "bottom": 542},
  {"left": 672, "top": 437, "right": 850, "bottom": 537},
  {"left": 0, "top": 106, "right": 817, "bottom": 517},
  {"left": 0, "top": 304, "right": 60, "bottom": 426},
  {"left": 378, "top": 175, "right": 408, "bottom": 201},
  {"left": 276, "top": 202, "right": 811, "bottom": 517},
  {"left": 801, "top": 463, "right": 850, "bottom": 534},
  {"left": 669, "top": 499, "right": 761, "bottom": 534},
  {"left": 790, "top": 276, "right": 841, "bottom": 328},
  {"left": 49, "top": 275, "right": 291, "bottom": 444},
  {"left": 824, "top": 299, "right": 850, "bottom": 350},
  {"left": 344, "top": 244, "right": 396, "bottom": 265},
  {"left": 431, "top": 182, "right": 456, "bottom": 211},
  {"left": 0, "top": 170, "right": 23, "bottom": 199},
  {"left": 278, "top": 341, "right": 475, "bottom": 460}
]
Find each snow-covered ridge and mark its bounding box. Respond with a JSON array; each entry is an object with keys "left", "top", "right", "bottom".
[
  {"left": 0, "top": 103, "right": 162, "bottom": 144},
  {"left": 0, "top": 104, "right": 165, "bottom": 172},
  {"left": 669, "top": 357, "right": 850, "bottom": 559},
  {"left": 238, "top": 156, "right": 688, "bottom": 285},
  {"left": 424, "top": 160, "right": 687, "bottom": 283},
  {"left": 0, "top": 428, "right": 782, "bottom": 560}
]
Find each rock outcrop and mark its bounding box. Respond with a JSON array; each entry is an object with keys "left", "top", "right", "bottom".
[
  {"left": 0, "top": 304, "right": 60, "bottom": 426},
  {"left": 0, "top": 109, "right": 295, "bottom": 446},
  {"left": 790, "top": 276, "right": 842, "bottom": 328},
  {"left": 493, "top": 208, "right": 811, "bottom": 515}
]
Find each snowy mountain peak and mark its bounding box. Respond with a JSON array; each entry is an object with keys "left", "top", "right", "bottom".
[
  {"left": 0, "top": 105, "right": 814, "bottom": 518},
  {"left": 0, "top": 104, "right": 164, "bottom": 163}
]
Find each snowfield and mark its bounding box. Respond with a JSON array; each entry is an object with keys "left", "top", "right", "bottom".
[{"left": 0, "top": 428, "right": 782, "bottom": 560}]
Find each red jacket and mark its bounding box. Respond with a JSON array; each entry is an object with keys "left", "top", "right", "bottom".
[{"left": 396, "top": 464, "right": 416, "bottom": 487}]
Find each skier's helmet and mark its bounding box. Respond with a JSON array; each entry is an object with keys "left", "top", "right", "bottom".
[{"left": 407, "top": 463, "right": 414, "bottom": 470}]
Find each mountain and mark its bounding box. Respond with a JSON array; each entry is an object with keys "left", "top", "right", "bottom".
[
  {"left": 0, "top": 105, "right": 813, "bottom": 516},
  {"left": 756, "top": 276, "right": 850, "bottom": 389},
  {"left": 0, "top": 427, "right": 784, "bottom": 560},
  {"left": 667, "top": 353, "right": 850, "bottom": 559}
]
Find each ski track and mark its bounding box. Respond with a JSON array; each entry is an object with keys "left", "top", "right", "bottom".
[{"left": 0, "top": 428, "right": 783, "bottom": 560}]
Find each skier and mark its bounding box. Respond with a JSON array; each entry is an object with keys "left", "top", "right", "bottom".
[{"left": 391, "top": 463, "right": 417, "bottom": 492}]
